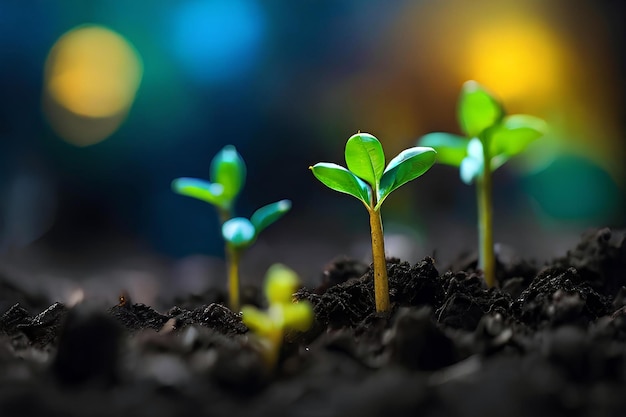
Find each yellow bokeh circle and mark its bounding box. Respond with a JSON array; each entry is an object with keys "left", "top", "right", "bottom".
[
  {"left": 464, "top": 20, "right": 563, "bottom": 103},
  {"left": 45, "top": 24, "right": 142, "bottom": 119}
]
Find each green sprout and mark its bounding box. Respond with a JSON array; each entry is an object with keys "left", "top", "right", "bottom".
[
  {"left": 418, "top": 80, "right": 546, "bottom": 287},
  {"left": 172, "top": 145, "right": 291, "bottom": 311},
  {"left": 221, "top": 200, "right": 292, "bottom": 310},
  {"left": 310, "top": 132, "right": 436, "bottom": 313},
  {"left": 241, "top": 263, "right": 313, "bottom": 369}
]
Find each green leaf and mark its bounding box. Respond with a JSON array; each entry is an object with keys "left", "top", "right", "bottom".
[
  {"left": 310, "top": 163, "right": 372, "bottom": 206},
  {"left": 250, "top": 199, "right": 291, "bottom": 235},
  {"left": 171, "top": 177, "right": 225, "bottom": 207},
  {"left": 281, "top": 302, "right": 313, "bottom": 332},
  {"left": 241, "top": 306, "right": 274, "bottom": 335},
  {"left": 490, "top": 154, "right": 508, "bottom": 171},
  {"left": 459, "top": 138, "right": 484, "bottom": 184},
  {"left": 222, "top": 217, "right": 256, "bottom": 248},
  {"left": 418, "top": 132, "right": 468, "bottom": 167},
  {"left": 210, "top": 145, "right": 246, "bottom": 202},
  {"left": 460, "top": 156, "right": 482, "bottom": 185},
  {"left": 344, "top": 133, "right": 385, "bottom": 186},
  {"left": 489, "top": 115, "right": 547, "bottom": 166},
  {"left": 458, "top": 80, "right": 503, "bottom": 138},
  {"left": 265, "top": 263, "right": 299, "bottom": 304},
  {"left": 377, "top": 147, "right": 436, "bottom": 208}
]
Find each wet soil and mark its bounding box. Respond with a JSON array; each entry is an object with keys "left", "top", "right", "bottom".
[{"left": 1, "top": 227, "right": 626, "bottom": 416}]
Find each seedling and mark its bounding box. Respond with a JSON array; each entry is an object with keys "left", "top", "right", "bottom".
[
  {"left": 221, "top": 200, "right": 292, "bottom": 310},
  {"left": 241, "top": 263, "right": 313, "bottom": 369},
  {"left": 172, "top": 145, "right": 290, "bottom": 311},
  {"left": 418, "top": 80, "right": 546, "bottom": 287},
  {"left": 310, "top": 132, "right": 436, "bottom": 312}
]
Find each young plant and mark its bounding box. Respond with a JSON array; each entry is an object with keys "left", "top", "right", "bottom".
[
  {"left": 310, "top": 132, "right": 436, "bottom": 313},
  {"left": 241, "top": 263, "right": 313, "bottom": 369},
  {"left": 418, "top": 80, "right": 546, "bottom": 287},
  {"left": 171, "top": 145, "right": 290, "bottom": 311},
  {"left": 221, "top": 200, "right": 291, "bottom": 310}
]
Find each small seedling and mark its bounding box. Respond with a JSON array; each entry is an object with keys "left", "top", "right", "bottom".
[
  {"left": 172, "top": 146, "right": 290, "bottom": 311},
  {"left": 418, "top": 80, "right": 546, "bottom": 287},
  {"left": 241, "top": 263, "right": 313, "bottom": 369},
  {"left": 310, "top": 132, "right": 436, "bottom": 312},
  {"left": 221, "top": 200, "right": 292, "bottom": 310}
]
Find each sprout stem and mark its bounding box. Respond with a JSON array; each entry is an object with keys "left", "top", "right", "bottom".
[
  {"left": 476, "top": 157, "right": 495, "bottom": 287},
  {"left": 368, "top": 207, "right": 389, "bottom": 312},
  {"left": 218, "top": 207, "right": 240, "bottom": 309},
  {"left": 218, "top": 207, "right": 232, "bottom": 225},
  {"left": 227, "top": 245, "right": 241, "bottom": 311}
]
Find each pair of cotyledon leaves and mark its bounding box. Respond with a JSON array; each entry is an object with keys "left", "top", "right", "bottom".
[
  {"left": 241, "top": 264, "right": 313, "bottom": 337},
  {"left": 419, "top": 80, "right": 547, "bottom": 184},
  {"left": 311, "top": 133, "right": 437, "bottom": 210},
  {"left": 172, "top": 145, "right": 246, "bottom": 211},
  {"left": 221, "top": 200, "right": 291, "bottom": 248},
  {"left": 171, "top": 145, "right": 291, "bottom": 248}
]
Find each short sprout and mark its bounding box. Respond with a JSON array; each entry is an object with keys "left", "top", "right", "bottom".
[{"left": 241, "top": 264, "right": 313, "bottom": 368}]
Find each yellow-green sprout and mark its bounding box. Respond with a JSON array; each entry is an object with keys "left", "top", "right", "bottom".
[
  {"left": 241, "top": 264, "right": 313, "bottom": 369},
  {"left": 418, "top": 81, "right": 546, "bottom": 287}
]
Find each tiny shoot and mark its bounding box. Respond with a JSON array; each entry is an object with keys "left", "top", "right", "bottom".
[
  {"left": 310, "top": 132, "right": 436, "bottom": 312},
  {"left": 222, "top": 200, "right": 292, "bottom": 310},
  {"left": 418, "top": 81, "right": 546, "bottom": 287},
  {"left": 241, "top": 263, "right": 313, "bottom": 369}
]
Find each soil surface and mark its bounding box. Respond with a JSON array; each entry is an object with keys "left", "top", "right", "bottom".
[{"left": 1, "top": 227, "right": 626, "bottom": 417}]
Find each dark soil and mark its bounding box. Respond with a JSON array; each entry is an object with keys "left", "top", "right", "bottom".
[{"left": 2, "top": 227, "right": 626, "bottom": 416}]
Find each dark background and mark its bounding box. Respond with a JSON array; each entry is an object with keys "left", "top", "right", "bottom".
[{"left": 0, "top": 0, "right": 624, "bottom": 304}]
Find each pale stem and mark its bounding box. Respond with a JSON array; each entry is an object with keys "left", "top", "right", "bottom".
[
  {"left": 227, "top": 245, "right": 241, "bottom": 311},
  {"left": 476, "top": 158, "right": 495, "bottom": 287},
  {"left": 218, "top": 206, "right": 238, "bottom": 309},
  {"left": 217, "top": 207, "right": 232, "bottom": 224},
  {"left": 368, "top": 207, "right": 390, "bottom": 312}
]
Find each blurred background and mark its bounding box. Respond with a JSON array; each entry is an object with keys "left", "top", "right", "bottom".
[{"left": 0, "top": 0, "right": 624, "bottom": 306}]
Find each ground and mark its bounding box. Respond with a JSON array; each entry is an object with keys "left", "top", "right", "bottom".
[{"left": 1, "top": 228, "right": 626, "bottom": 416}]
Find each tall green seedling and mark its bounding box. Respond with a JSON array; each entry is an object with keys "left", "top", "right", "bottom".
[
  {"left": 172, "top": 146, "right": 291, "bottom": 311},
  {"left": 418, "top": 81, "right": 546, "bottom": 287},
  {"left": 310, "top": 133, "right": 436, "bottom": 312}
]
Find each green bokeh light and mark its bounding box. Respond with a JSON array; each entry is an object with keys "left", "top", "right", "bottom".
[{"left": 522, "top": 154, "right": 622, "bottom": 223}]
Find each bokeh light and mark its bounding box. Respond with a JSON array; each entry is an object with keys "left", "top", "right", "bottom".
[
  {"left": 523, "top": 154, "right": 622, "bottom": 223},
  {"left": 43, "top": 24, "right": 143, "bottom": 146},
  {"left": 170, "top": 0, "right": 265, "bottom": 84},
  {"left": 464, "top": 20, "right": 562, "bottom": 102},
  {"left": 0, "top": 1, "right": 621, "bottom": 264}
]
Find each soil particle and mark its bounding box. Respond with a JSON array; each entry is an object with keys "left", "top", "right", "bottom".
[
  {"left": 168, "top": 303, "right": 247, "bottom": 335},
  {"left": 51, "top": 306, "right": 122, "bottom": 386},
  {"left": 0, "top": 303, "right": 31, "bottom": 335},
  {"left": 555, "top": 227, "right": 626, "bottom": 298},
  {"left": 436, "top": 271, "right": 512, "bottom": 331},
  {"left": 512, "top": 266, "right": 610, "bottom": 328},
  {"left": 15, "top": 302, "right": 68, "bottom": 347},
  {"left": 109, "top": 300, "right": 170, "bottom": 332},
  {"left": 388, "top": 306, "right": 458, "bottom": 371},
  {"left": 316, "top": 256, "right": 369, "bottom": 294}
]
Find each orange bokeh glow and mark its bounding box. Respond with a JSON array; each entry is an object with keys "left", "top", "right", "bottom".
[{"left": 43, "top": 24, "right": 143, "bottom": 146}]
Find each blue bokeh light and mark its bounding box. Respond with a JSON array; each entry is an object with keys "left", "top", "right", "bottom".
[{"left": 170, "top": 0, "right": 265, "bottom": 84}]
